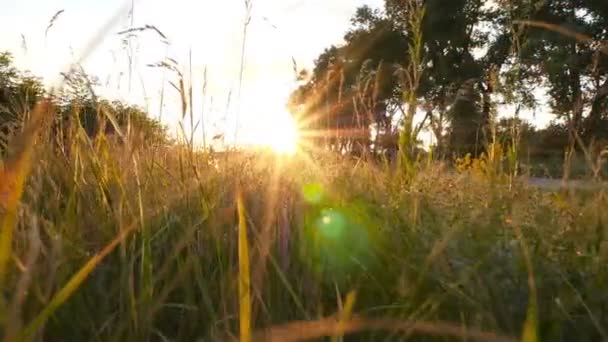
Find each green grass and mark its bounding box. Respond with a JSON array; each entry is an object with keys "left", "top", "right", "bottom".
[{"left": 1, "top": 123, "right": 607, "bottom": 341}]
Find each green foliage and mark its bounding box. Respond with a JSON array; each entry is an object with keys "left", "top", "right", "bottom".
[
  {"left": 289, "top": 0, "right": 608, "bottom": 164},
  {"left": 506, "top": 0, "right": 608, "bottom": 142},
  {"left": 289, "top": 0, "right": 501, "bottom": 157},
  {"left": 0, "top": 52, "right": 45, "bottom": 154},
  {"left": 288, "top": 5, "right": 409, "bottom": 155},
  {"left": 0, "top": 52, "right": 168, "bottom": 156}
]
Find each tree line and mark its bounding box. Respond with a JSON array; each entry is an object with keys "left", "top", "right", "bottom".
[
  {"left": 288, "top": 0, "right": 608, "bottom": 166},
  {"left": 0, "top": 51, "right": 167, "bottom": 156}
]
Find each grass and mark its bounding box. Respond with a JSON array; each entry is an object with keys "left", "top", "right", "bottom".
[
  {"left": 1, "top": 123, "right": 607, "bottom": 341},
  {"left": 1, "top": 3, "right": 607, "bottom": 340}
]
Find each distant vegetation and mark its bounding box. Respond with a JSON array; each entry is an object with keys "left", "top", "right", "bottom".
[
  {"left": 288, "top": 0, "right": 608, "bottom": 177},
  {"left": 0, "top": 51, "right": 168, "bottom": 157}
]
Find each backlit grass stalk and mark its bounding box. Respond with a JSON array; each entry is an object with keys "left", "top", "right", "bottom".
[
  {"left": 234, "top": 0, "right": 253, "bottom": 145},
  {"left": 201, "top": 66, "right": 208, "bottom": 149},
  {"left": 512, "top": 223, "right": 538, "bottom": 342},
  {"left": 237, "top": 189, "right": 251, "bottom": 342},
  {"left": 133, "top": 154, "right": 153, "bottom": 334},
  {"left": 332, "top": 290, "right": 357, "bottom": 342},
  {"left": 253, "top": 316, "right": 517, "bottom": 342},
  {"left": 4, "top": 215, "right": 41, "bottom": 342},
  {"left": 0, "top": 100, "right": 51, "bottom": 294},
  {"left": 398, "top": 0, "right": 425, "bottom": 172},
  {"left": 188, "top": 48, "right": 195, "bottom": 149}
]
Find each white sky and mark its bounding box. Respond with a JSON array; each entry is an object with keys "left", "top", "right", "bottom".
[
  {"left": 0, "top": 0, "right": 384, "bottom": 147},
  {"left": 0, "top": 0, "right": 551, "bottom": 148}
]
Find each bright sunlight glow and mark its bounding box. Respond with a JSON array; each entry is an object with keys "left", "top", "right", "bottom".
[{"left": 248, "top": 110, "right": 299, "bottom": 155}]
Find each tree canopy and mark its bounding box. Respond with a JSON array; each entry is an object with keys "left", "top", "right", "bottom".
[
  {"left": 0, "top": 51, "right": 168, "bottom": 155},
  {"left": 288, "top": 0, "right": 608, "bottom": 160}
]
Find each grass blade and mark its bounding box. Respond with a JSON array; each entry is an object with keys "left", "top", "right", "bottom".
[
  {"left": 333, "top": 290, "right": 357, "bottom": 342},
  {"left": 0, "top": 100, "right": 51, "bottom": 292},
  {"left": 237, "top": 189, "right": 251, "bottom": 342}
]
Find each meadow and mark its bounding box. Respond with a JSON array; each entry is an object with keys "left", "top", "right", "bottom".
[
  {"left": 2, "top": 0, "right": 608, "bottom": 341},
  {"left": 1, "top": 116, "right": 607, "bottom": 341}
]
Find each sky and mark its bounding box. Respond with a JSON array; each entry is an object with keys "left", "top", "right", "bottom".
[
  {"left": 0, "top": 0, "right": 386, "bottom": 147},
  {"left": 1, "top": 0, "right": 551, "bottom": 148}
]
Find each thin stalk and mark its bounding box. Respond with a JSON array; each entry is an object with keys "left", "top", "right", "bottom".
[
  {"left": 234, "top": 0, "right": 253, "bottom": 146},
  {"left": 201, "top": 66, "right": 208, "bottom": 149}
]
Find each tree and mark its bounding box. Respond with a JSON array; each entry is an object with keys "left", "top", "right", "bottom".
[
  {"left": 0, "top": 52, "right": 168, "bottom": 156},
  {"left": 386, "top": 0, "right": 497, "bottom": 156},
  {"left": 511, "top": 0, "right": 608, "bottom": 146},
  {"left": 289, "top": 0, "right": 507, "bottom": 158},
  {"left": 0, "top": 52, "right": 45, "bottom": 154},
  {"left": 288, "top": 6, "right": 408, "bottom": 157},
  {"left": 289, "top": 0, "right": 608, "bottom": 162}
]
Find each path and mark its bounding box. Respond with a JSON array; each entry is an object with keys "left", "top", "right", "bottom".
[{"left": 525, "top": 177, "right": 607, "bottom": 191}]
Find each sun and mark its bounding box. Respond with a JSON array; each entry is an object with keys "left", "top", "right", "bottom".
[
  {"left": 247, "top": 109, "right": 300, "bottom": 155},
  {"left": 266, "top": 113, "right": 299, "bottom": 155}
]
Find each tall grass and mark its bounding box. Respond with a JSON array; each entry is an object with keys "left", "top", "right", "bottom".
[{"left": 1, "top": 125, "right": 607, "bottom": 340}]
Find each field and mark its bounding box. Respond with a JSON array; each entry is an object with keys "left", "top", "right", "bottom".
[
  {"left": 2, "top": 1, "right": 608, "bottom": 341},
  {"left": 1, "top": 128, "right": 607, "bottom": 341}
]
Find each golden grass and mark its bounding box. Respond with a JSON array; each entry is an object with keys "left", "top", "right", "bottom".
[
  {"left": 251, "top": 316, "right": 518, "bottom": 342},
  {"left": 238, "top": 189, "right": 252, "bottom": 342}
]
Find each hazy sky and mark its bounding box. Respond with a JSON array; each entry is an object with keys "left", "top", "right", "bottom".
[
  {"left": 0, "top": 0, "right": 386, "bottom": 146},
  {"left": 1, "top": 0, "right": 550, "bottom": 147}
]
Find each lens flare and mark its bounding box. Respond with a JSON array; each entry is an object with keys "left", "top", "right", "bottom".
[
  {"left": 316, "top": 209, "right": 346, "bottom": 239},
  {"left": 302, "top": 182, "right": 325, "bottom": 204}
]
